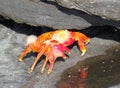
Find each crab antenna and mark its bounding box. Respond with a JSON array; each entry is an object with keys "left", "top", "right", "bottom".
[{"left": 26, "top": 35, "right": 37, "bottom": 45}]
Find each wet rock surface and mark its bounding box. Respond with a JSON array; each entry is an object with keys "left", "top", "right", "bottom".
[
  {"left": 49, "top": 0, "right": 120, "bottom": 21},
  {"left": 0, "top": 21, "right": 120, "bottom": 88},
  {"left": 57, "top": 45, "right": 120, "bottom": 88},
  {"left": 0, "top": 0, "right": 91, "bottom": 29}
]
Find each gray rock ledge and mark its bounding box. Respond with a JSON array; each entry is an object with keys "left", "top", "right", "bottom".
[{"left": 0, "top": 0, "right": 91, "bottom": 29}]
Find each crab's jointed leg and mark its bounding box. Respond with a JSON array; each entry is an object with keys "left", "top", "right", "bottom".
[
  {"left": 78, "top": 38, "right": 87, "bottom": 56},
  {"left": 40, "top": 46, "right": 55, "bottom": 75},
  {"left": 78, "top": 33, "right": 90, "bottom": 44},
  {"left": 72, "top": 32, "right": 90, "bottom": 56},
  {"left": 48, "top": 54, "right": 55, "bottom": 75},
  {"left": 30, "top": 44, "right": 48, "bottom": 73},
  {"left": 46, "top": 45, "right": 69, "bottom": 75},
  {"left": 41, "top": 43, "right": 69, "bottom": 75},
  {"left": 40, "top": 46, "right": 52, "bottom": 74},
  {"left": 19, "top": 35, "right": 38, "bottom": 62},
  {"left": 18, "top": 45, "right": 32, "bottom": 62},
  {"left": 41, "top": 57, "right": 49, "bottom": 74}
]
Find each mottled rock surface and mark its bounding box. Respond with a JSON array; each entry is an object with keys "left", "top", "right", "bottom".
[
  {"left": 0, "top": 0, "right": 91, "bottom": 29},
  {"left": 50, "top": 0, "right": 120, "bottom": 21}
]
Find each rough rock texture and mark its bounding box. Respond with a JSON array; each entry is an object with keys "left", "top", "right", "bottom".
[
  {"left": 0, "top": 0, "right": 91, "bottom": 29},
  {"left": 0, "top": 22, "right": 120, "bottom": 88},
  {"left": 50, "top": 0, "right": 120, "bottom": 21}
]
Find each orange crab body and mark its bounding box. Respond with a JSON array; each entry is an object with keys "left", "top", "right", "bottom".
[{"left": 18, "top": 30, "right": 90, "bottom": 75}]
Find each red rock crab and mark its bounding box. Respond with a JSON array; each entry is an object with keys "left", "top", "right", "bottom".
[{"left": 18, "top": 30, "right": 90, "bottom": 75}]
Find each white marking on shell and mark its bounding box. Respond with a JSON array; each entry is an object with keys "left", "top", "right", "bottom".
[
  {"left": 52, "top": 30, "right": 70, "bottom": 43},
  {"left": 26, "top": 35, "right": 37, "bottom": 45}
]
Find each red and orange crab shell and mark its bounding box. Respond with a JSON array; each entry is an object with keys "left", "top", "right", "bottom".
[{"left": 18, "top": 30, "right": 90, "bottom": 75}]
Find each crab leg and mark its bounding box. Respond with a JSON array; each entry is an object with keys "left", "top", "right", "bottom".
[
  {"left": 78, "top": 38, "right": 87, "bottom": 56},
  {"left": 18, "top": 46, "right": 31, "bottom": 62},
  {"left": 78, "top": 41, "right": 86, "bottom": 56},
  {"left": 78, "top": 33, "right": 90, "bottom": 56},
  {"left": 41, "top": 47, "right": 54, "bottom": 74},
  {"left": 48, "top": 61, "right": 55, "bottom": 75},
  {"left": 40, "top": 57, "right": 49, "bottom": 74},
  {"left": 48, "top": 55, "right": 55, "bottom": 75},
  {"left": 73, "top": 32, "right": 90, "bottom": 56},
  {"left": 79, "top": 33, "right": 90, "bottom": 44},
  {"left": 30, "top": 45, "right": 48, "bottom": 73}
]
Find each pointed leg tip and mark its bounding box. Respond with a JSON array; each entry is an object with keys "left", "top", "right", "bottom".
[
  {"left": 63, "top": 56, "right": 67, "bottom": 59},
  {"left": 28, "top": 68, "right": 34, "bottom": 74},
  {"left": 85, "top": 42, "right": 88, "bottom": 45},
  {"left": 41, "top": 68, "right": 45, "bottom": 74},
  {"left": 18, "top": 56, "right": 24, "bottom": 62},
  {"left": 18, "top": 58, "right": 23, "bottom": 62},
  {"left": 68, "top": 52, "right": 71, "bottom": 54},
  {"left": 28, "top": 71, "right": 32, "bottom": 74},
  {"left": 47, "top": 70, "right": 51, "bottom": 75},
  {"left": 86, "top": 39, "right": 90, "bottom": 44},
  {"left": 40, "top": 70, "right": 44, "bottom": 75},
  {"left": 81, "top": 52, "right": 85, "bottom": 56},
  {"left": 81, "top": 54, "right": 84, "bottom": 57},
  {"left": 29, "top": 72, "right": 32, "bottom": 74},
  {"left": 47, "top": 73, "right": 50, "bottom": 76},
  {"left": 40, "top": 72, "right": 43, "bottom": 75},
  {"left": 85, "top": 41, "right": 90, "bottom": 45}
]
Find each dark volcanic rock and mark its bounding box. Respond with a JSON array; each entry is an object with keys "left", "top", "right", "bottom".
[
  {"left": 0, "top": 0, "right": 91, "bottom": 29},
  {"left": 50, "top": 0, "right": 120, "bottom": 21}
]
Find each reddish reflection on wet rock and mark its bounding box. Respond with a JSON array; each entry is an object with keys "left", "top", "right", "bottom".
[
  {"left": 80, "top": 67, "right": 88, "bottom": 79},
  {"left": 57, "top": 66, "right": 89, "bottom": 88}
]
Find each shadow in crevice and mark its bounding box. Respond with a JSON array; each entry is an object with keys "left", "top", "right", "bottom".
[
  {"left": 80, "top": 25, "right": 120, "bottom": 42},
  {"left": 0, "top": 15, "right": 120, "bottom": 42},
  {"left": 0, "top": 16, "right": 53, "bottom": 36},
  {"left": 67, "top": 25, "right": 120, "bottom": 42},
  {"left": 40, "top": 0, "right": 120, "bottom": 27}
]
